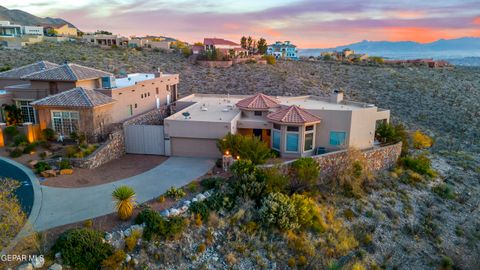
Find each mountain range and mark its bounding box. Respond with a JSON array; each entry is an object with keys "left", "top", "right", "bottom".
[
  {"left": 299, "top": 37, "right": 480, "bottom": 60},
  {"left": 0, "top": 5, "right": 76, "bottom": 28}
]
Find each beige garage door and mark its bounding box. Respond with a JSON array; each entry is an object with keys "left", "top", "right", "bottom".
[{"left": 171, "top": 137, "right": 221, "bottom": 158}]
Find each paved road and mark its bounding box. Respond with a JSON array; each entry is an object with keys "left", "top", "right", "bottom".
[{"left": 33, "top": 157, "right": 214, "bottom": 231}]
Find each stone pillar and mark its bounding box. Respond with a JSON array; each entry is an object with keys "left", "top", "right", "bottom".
[
  {"left": 23, "top": 122, "right": 35, "bottom": 143},
  {"left": 222, "top": 151, "right": 234, "bottom": 172},
  {"left": 0, "top": 123, "right": 5, "bottom": 147}
]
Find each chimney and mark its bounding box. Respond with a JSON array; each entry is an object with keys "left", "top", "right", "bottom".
[
  {"left": 154, "top": 67, "right": 163, "bottom": 78},
  {"left": 331, "top": 89, "right": 344, "bottom": 104}
]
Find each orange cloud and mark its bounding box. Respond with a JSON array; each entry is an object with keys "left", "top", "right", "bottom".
[
  {"left": 223, "top": 23, "right": 240, "bottom": 30},
  {"left": 395, "top": 11, "right": 425, "bottom": 19},
  {"left": 384, "top": 27, "right": 454, "bottom": 43},
  {"left": 474, "top": 17, "right": 480, "bottom": 25},
  {"left": 262, "top": 28, "right": 282, "bottom": 38}
]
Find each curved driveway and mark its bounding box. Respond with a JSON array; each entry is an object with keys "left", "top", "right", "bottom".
[{"left": 32, "top": 157, "right": 214, "bottom": 231}]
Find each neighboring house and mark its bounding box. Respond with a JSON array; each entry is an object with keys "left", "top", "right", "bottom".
[
  {"left": 164, "top": 92, "right": 390, "bottom": 158},
  {"left": 0, "top": 61, "right": 179, "bottom": 140},
  {"left": 192, "top": 45, "right": 204, "bottom": 55},
  {"left": 129, "top": 37, "right": 171, "bottom": 50},
  {"left": 43, "top": 24, "right": 78, "bottom": 37},
  {"left": 267, "top": 41, "right": 298, "bottom": 60},
  {"left": 0, "top": 61, "right": 59, "bottom": 88},
  {"left": 203, "top": 38, "right": 248, "bottom": 57},
  {"left": 82, "top": 34, "right": 129, "bottom": 47},
  {"left": 0, "top": 21, "right": 43, "bottom": 37}
]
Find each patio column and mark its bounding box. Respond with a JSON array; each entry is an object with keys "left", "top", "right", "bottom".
[{"left": 0, "top": 123, "right": 5, "bottom": 147}]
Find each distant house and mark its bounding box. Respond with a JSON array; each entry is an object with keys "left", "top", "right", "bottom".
[
  {"left": 203, "top": 38, "right": 248, "bottom": 57},
  {"left": 384, "top": 58, "right": 451, "bottom": 68},
  {"left": 0, "top": 21, "right": 43, "bottom": 37},
  {"left": 129, "top": 37, "right": 171, "bottom": 50},
  {"left": 82, "top": 34, "right": 129, "bottom": 47},
  {"left": 43, "top": 24, "right": 77, "bottom": 37},
  {"left": 266, "top": 41, "right": 298, "bottom": 60}
]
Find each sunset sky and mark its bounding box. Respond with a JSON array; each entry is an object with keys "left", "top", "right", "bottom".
[{"left": 3, "top": 0, "right": 480, "bottom": 48}]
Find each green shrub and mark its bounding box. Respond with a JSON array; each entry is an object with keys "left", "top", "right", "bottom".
[
  {"left": 41, "top": 128, "right": 56, "bottom": 141},
  {"left": 59, "top": 160, "right": 72, "bottom": 169},
  {"left": 166, "top": 186, "right": 186, "bottom": 200},
  {"left": 135, "top": 209, "right": 187, "bottom": 240},
  {"left": 4, "top": 125, "right": 19, "bottom": 139},
  {"left": 101, "top": 250, "right": 126, "bottom": 270},
  {"left": 263, "top": 55, "right": 276, "bottom": 65},
  {"left": 65, "top": 145, "right": 79, "bottom": 158},
  {"left": 259, "top": 192, "right": 299, "bottom": 230},
  {"left": 217, "top": 133, "right": 272, "bottom": 164},
  {"left": 34, "top": 161, "right": 51, "bottom": 173},
  {"left": 51, "top": 228, "right": 114, "bottom": 270},
  {"left": 9, "top": 148, "right": 23, "bottom": 158},
  {"left": 189, "top": 201, "right": 210, "bottom": 220},
  {"left": 432, "top": 183, "right": 456, "bottom": 200},
  {"left": 290, "top": 157, "right": 320, "bottom": 190},
  {"left": 263, "top": 167, "right": 289, "bottom": 194},
  {"left": 13, "top": 134, "right": 28, "bottom": 146},
  {"left": 400, "top": 155, "right": 436, "bottom": 177},
  {"left": 200, "top": 177, "right": 223, "bottom": 190},
  {"left": 22, "top": 144, "right": 36, "bottom": 154}
]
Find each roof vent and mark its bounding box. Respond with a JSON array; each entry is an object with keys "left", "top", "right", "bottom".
[
  {"left": 182, "top": 112, "right": 190, "bottom": 119},
  {"left": 222, "top": 108, "right": 229, "bottom": 112},
  {"left": 201, "top": 106, "right": 208, "bottom": 111}
]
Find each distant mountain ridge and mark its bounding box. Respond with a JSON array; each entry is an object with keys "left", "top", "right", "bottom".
[
  {"left": 299, "top": 37, "right": 480, "bottom": 60},
  {"left": 0, "top": 5, "right": 77, "bottom": 28}
]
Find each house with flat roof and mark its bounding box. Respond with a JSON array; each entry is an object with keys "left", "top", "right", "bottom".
[
  {"left": 203, "top": 38, "right": 248, "bottom": 57},
  {"left": 0, "top": 62, "right": 179, "bottom": 140},
  {"left": 164, "top": 92, "right": 390, "bottom": 158},
  {"left": 43, "top": 24, "right": 78, "bottom": 37}
]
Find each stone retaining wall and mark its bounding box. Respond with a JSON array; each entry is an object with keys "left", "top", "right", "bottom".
[
  {"left": 263, "top": 142, "right": 402, "bottom": 178},
  {"left": 122, "top": 107, "right": 168, "bottom": 126}
]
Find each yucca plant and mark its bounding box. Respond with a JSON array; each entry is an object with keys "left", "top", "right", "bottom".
[{"left": 112, "top": 185, "right": 136, "bottom": 220}]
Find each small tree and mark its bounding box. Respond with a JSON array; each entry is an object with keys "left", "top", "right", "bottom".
[
  {"left": 3, "top": 104, "right": 23, "bottom": 125},
  {"left": 257, "top": 38, "right": 268, "bottom": 54},
  {"left": 412, "top": 130, "right": 433, "bottom": 149},
  {"left": 240, "top": 36, "right": 247, "bottom": 49},
  {"left": 238, "top": 136, "right": 272, "bottom": 165},
  {"left": 290, "top": 157, "right": 320, "bottom": 191},
  {"left": 375, "top": 122, "right": 396, "bottom": 143},
  {"left": 112, "top": 185, "right": 136, "bottom": 220},
  {"left": 0, "top": 178, "right": 26, "bottom": 251}
]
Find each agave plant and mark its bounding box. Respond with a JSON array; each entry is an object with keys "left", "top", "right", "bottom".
[{"left": 112, "top": 185, "right": 136, "bottom": 220}]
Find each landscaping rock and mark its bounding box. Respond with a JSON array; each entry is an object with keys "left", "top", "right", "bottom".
[
  {"left": 160, "top": 209, "right": 170, "bottom": 216},
  {"left": 105, "top": 232, "right": 113, "bottom": 241},
  {"left": 195, "top": 194, "right": 207, "bottom": 201},
  {"left": 125, "top": 254, "right": 132, "bottom": 263},
  {"left": 59, "top": 169, "right": 74, "bottom": 175},
  {"left": 40, "top": 170, "right": 57, "bottom": 178},
  {"left": 43, "top": 150, "right": 53, "bottom": 157},
  {"left": 48, "top": 263, "right": 62, "bottom": 270},
  {"left": 16, "top": 263, "right": 33, "bottom": 270},
  {"left": 133, "top": 258, "right": 139, "bottom": 265},
  {"left": 170, "top": 208, "right": 180, "bottom": 216},
  {"left": 31, "top": 255, "right": 45, "bottom": 268},
  {"left": 28, "top": 160, "right": 38, "bottom": 168},
  {"left": 183, "top": 200, "right": 191, "bottom": 207}
]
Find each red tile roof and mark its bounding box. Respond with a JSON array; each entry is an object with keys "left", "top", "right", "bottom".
[
  {"left": 267, "top": 105, "right": 321, "bottom": 124},
  {"left": 204, "top": 38, "right": 240, "bottom": 46},
  {"left": 236, "top": 93, "right": 280, "bottom": 110}
]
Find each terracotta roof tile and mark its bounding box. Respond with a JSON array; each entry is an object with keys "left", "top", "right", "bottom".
[
  {"left": 267, "top": 105, "right": 321, "bottom": 124},
  {"left": 31, "top": 87, "right": 115, "bottom": 108},
  {"left": 22, "top": 63, "right": 112, "bottom": 82},
  {"left": 0, "top": 61, "right": 59, "bottom": 79},
  {"left": 204, "top": 38, "right": 240, "bottom": 46},
  {"left": 236, "top": 93, "right": 280, "bottom": 110}
]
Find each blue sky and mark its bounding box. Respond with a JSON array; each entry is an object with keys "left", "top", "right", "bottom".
[{"left": 3, "top": 0, "right": 480, "bottom": 47}]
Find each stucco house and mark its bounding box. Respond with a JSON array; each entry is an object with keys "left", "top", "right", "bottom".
[
  {"left": 0, "top": 61, "right": 179, "bottom": 140},
  {"left": 43, "top": 24, "right": 78, "bottom": 37},
  {"left": 164, "top": 92, "right": 390, "bottom": 158},
  {"left": 267, "top": 41, "right": 298, "bottom": 60},
  {"left": 203, "top": 38, "right": 248, "bottom": 57}
]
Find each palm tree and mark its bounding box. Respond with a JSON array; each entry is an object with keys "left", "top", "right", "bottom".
[{"left": 112, "top": 186, "right": 136, "bottom": 220}]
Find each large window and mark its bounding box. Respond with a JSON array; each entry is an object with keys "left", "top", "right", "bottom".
[
  {"left": 304, "top": 125, "right": 315, "bottom": 151},
  {"left": 272, "top": 130, "right": 281, "bottom": 150},
  {"left": 286, "top": 133, "right": 299, "bottom": 152},
  {"left": 329, "top": 131, "right": 347, "bottom": 146},
  {"left": 17, "top": 100, "right": 36, "bottom": 123},
  {"left": 52, "top": 111, "right": 79, "bottom": 135}
]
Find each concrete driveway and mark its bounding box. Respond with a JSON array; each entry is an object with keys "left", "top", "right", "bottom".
[{"left": 33, "top": 157, "right": 214, "bottom": 231}]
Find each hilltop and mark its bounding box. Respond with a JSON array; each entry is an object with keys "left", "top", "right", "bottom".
[
  {"left": 0, "top": 42, "right": 479, "bottom": 269},
  {"left": 0, "top": 5, "right": 76, "bottom": 28}
]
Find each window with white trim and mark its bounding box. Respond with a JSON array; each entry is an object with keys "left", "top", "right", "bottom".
[
  {"left": 304, "top": 125, "right": 315, "bottom": 151},
  {"left": 51, "top": 111, "right": 79, "bottom": 135},
  {"left": 17, "top": 100, "right": 36, "bottom": 123}
]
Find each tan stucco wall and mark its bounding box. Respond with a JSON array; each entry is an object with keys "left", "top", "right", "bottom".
[
  {"left": 97, "top": 75, "right": 179, "bottom": 123},
  {"left": 171, "top": 137, "right": 220, "bottom": 158},
  {"left": 349, "top": 108, "right": 389, "bottom": 149},
  {"left": 55, "top": 25, "right": 78, "bottom": 37}
]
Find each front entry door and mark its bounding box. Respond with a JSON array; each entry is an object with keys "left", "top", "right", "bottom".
[{"left": 253, "top": 129, "right": 262, "bottom": 139}]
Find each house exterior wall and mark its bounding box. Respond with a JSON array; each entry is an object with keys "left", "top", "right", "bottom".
[
  {"left": 23, "top": 26, "right": 44, "bottom": 36},
  {"left": 96, "top": 75, "right": 178, "bottom": 123},
  {"left": 55, "top": 25, "right": 77, "bottom": 37},
  {"left": 5, "top": 79, "right": 100, "bottom": 101},
  {"left": 0, "top": 79, "right": 26, "bottom": 89},
  {"left": 349, "top": 108, "right": 390, "bottom": 149}
]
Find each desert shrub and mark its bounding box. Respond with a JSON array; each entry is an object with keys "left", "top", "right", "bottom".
[
  {"left": 412, "top": 130, "right": 433, "bottom": 149},
  {"left": 101, "top": 249, "right": 126, "bottom": 270},
  {"left": 189, "top": 201, "right": 210, "bottom": 220},
  {"left": 13, "top": 134, "right": 27, "bottom": 146},
  {"left": 263, "top": 167, "right": 289, "bottom": 194},
  {"left": 201, "top": 177, "right": 223, "bottom": 190},
  {"left": 51, "top": 228, "right": 114, "bottom": 270},
  {"left": 112, "top": 185, "right": 136, "bottom": 220},
  {"left": 0, "top": 179, "right": 26, "bottom": 251},
  {"left": 41, "top": 128, "right": 56, "bottom": 141},
  {"left": 4, "top": 125, "right": 19, "bottom": 139},
  {"left": 432, "top": 183, "right": 456, "bottom": 200},
  {"left": 157, "top": 195, "right": 165, "bottom": 203},
  {"left": 286, "top": 231, "right": 315, "bottom": 257},
  {"left": 65, "top": 145, "right": 79, "bottom": 158},
  {"left": 166, "top": 186, "right": 186, "bottom": 200},
  {"left": 83, "top": 219, "right": 93, "bottom": 228},
  {"left": 259, "top": 192, "right": 299, "bottom": 230},
  {"left": 187, "top": 181, "right": 199, "bottom": 192},
  {"left": 34, "top": 161, "right": 51, "bottom": 173},
  {"left": 335, "top": 149, "right": 372, "bottom": 197},
  {"left": 351, "top": 262, "right": 367, "bottom": 270},
  {"left": 135, "top": 209, "right": 187, "bottom": 240},
  {"left": 375, "top": 123, "right": 409, "bottom": 154},
  {"left": 22, "top": 143, "right": 36, "bottom": 154},
  {"left": 399, "top": 154, "right": 436, "bottom": 177},
  {"left": 439, "top": 256, "right": 454, "bottom": 270},
  {"left": 290, "top": 157, "right": 320, "bottom": 191},
  {"left": 197, "top": 243, "right": 207, "bottom": 253},
  {"left": 125, "top": 230, "right": 141, "bottom": 252},
  {"left": 263, "top": 55, "right": 276, "bottom": 65},
  {"left": 59, "top": 159, "right": 72, "bottom": 169},
  {"left": 287, "top": 257, "right": 296, "bottom": 268},
  {"left": 9, "top": 148, "right": 23, "bottom": 158},
  {"left": 230, "top": 159, "right": 258, "bottom": 179},
  {"left": 343, "top": 208, "right": 355, "bottom": 220}
]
